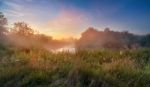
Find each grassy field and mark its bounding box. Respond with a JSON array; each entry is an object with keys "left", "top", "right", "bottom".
[{"left": 0, "top": 44, "right": 150, "bottom": 87}]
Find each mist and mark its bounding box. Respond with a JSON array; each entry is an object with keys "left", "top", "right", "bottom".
[{"left": 1, "top": 12, "right": 150, "bottom": 53}]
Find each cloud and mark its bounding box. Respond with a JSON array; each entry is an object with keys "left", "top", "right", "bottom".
[
  {"left": 4, "top": 1, "right": 22, "bottom": 10},
  {"left": 2, "top": 1, "right": 23, "bottom": 17},
  {"left": 47, "top": 9, "right": 89, "bottom": 38},
  {"left": 2, "top": 0, "right": 36, "bottom": 25},
  {"left": 2, "top": 0, "right": 35, "bottom": 17},
  {"left": 2, "top": 0, "right": 90, "bottom": 39},
  {"left": 3, "top": 9, "right": 24, "bottom": 17}
]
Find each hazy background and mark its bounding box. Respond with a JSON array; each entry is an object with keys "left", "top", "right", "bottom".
[{"left": 0, "top": 0, "right": 150, "bottom": 39}]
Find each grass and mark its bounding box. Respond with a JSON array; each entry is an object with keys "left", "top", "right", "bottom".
[{"left": 0, "top": 44, "right": 150, "bottom": 87}]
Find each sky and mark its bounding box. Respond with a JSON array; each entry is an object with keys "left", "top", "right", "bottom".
[{"left": 0, "top": 0, "right": 150, "bottom": 39}]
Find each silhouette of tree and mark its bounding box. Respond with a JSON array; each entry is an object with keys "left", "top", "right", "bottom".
[
  {"left": 11, "top": 22, "right": 34, "bottom": 37},
  {"left": 0, "top": 12, "right": 8, "bottom": 36},
  {"left": 76, "top": 27, "right": 141, "bottom": 50},
  {"left": 140, "top": 34, "right": 150, "bottom": 47}
]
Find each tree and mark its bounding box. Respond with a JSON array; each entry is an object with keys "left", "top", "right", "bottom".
[
  {"left": 140, "top": 34, "right": 150, "bottom": 47},
  {"left": 11, "top": 22, "right": 34, "bottom": 37},
  {"left": 0, "top": 12, "right": 8, "bottom": 36}
]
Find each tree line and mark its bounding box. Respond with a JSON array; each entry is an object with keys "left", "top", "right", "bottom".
[
  {"left": 1, "top": 12, "right": 150, "bottom": 50},
  {"left": 76, "top": 27, "right": 150, "bottom": 50},
  {"left": 0, "top": 12, "right": 71, "bottom": 50}
]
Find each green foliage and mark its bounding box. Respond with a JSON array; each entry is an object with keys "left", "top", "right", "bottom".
[{"left": 0, "top": 46, "right": 150, "bottom": 87}]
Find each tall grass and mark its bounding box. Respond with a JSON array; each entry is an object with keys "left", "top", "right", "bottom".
[{"left": 0, "top": 45, "right": 150, "bottom": 87}]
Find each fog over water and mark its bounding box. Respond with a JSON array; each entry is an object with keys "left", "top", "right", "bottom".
[{"left": 52, "top": 44, "right": 76, "bottom": 53}]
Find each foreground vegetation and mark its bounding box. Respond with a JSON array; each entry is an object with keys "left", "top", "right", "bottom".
[
  {"left": 0, "top": 44, "right": 150, "bottom": 87},
  {"left": 1, "top": 12, "right": 150, "bottom": 87}
]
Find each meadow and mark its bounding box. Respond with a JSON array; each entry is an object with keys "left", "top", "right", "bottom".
[
  {"left": 0, "top": 43, "right": 150, "bottom": 87},
  {"left": 1, "top": 0, "right": 150, "bottom": 86}
]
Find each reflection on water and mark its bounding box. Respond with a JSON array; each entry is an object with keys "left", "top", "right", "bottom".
[{"left": 52, "top": 45, "right": 76, "bottom": 53}]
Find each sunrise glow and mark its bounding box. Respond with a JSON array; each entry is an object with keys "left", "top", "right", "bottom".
[
  {"left": 1, "top": 0, "right": 150, "bottom": 39},
  {"left": 1, "top": 0, "right": 150, "bottom": 87}
]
